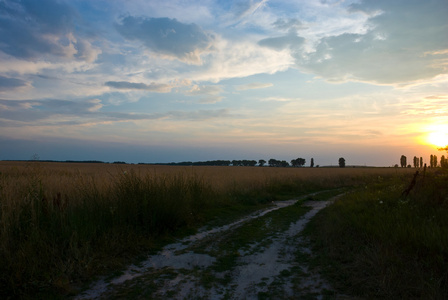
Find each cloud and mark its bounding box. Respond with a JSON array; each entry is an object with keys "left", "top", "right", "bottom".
[
  {"left": 86, "top": 99, "right": 103, "bottom": 112},
  {"left": 236, "top": 82, "right": 273, "bottom": 90},
  {"left": 231, "top": 0, "right": 268, "bottom": 22},
  {"left": 259, "top": 97, "right": 293, "bottom": 102},
  {"left": 400, "top": 95, "right": 448, "bottom": 116},
  {"left": 272, "top": 18, "right": 305, "bottom": 32},
  {"left": 0, "top": 98, "right": 104, "bottom": 122},
  {"left": 0, "top": 0, "right": 100, "bottom": 62},
  {"left": 197, "top": 96, "right": 224, "bottom": 104},
  {"left": 186, "top": 85, "right": 222, "bottom": 95},
  {"left": 167, "top": 108, "right": 229, "bottom": 120},
  {"left": 115, "top": 16, "right": 215, "bottom": 64},
  {"left": 259, "top": 33, "right": 305, "bottom": 51},
  {"left": 185, "top": 85, "right": 224, "bottom": 104},
  {"left": 186, "top": 39, "right": 293, "bottom": 82},
  {"left": 105, "top": 81, "right": 173, "bottom": 92},
  {"left": 294, "top": 0, "right": 448, "bottom": 85},
  {"left": 0, "top": 97, "right": 230, "bottom": 126},
  {"left": 0, "top": 76, "right": 28, "bottom": 90}
]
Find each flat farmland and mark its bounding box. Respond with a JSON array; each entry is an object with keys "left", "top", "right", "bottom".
[
  {"left": 0, "top": 160, "right": 415, "bottom": 195},
  {"left": 0, "top": 161, "right": 428, "bottom": 298}
]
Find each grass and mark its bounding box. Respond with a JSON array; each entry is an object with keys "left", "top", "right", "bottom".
[
  {"left": 304, "top": 168, "right": 448, "bottom": 299},
  {"left": 0, "top": 161, "right": 416, "bottom": 298}
]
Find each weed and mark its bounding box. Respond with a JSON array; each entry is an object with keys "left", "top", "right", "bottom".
[{"left": 305, "top": 169, "right": 448, "bottom": 298}]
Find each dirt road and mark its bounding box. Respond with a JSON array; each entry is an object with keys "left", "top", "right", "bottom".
[{"left": 76, "top": 192, "right": 342, "bottom": 299}]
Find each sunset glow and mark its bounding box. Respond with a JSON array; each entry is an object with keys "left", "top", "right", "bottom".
[{"left": 427, "top": 125, "right": 448, "bottom": 148}]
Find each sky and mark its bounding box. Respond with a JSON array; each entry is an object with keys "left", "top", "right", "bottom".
[{"left": 0, "top": 0, "right": 447, "bottom": 166}]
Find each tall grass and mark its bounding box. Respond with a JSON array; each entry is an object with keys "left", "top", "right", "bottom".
[
  {"left": 305, "top": 169, "right": 448, "bottom": 299},
  {"left": 0, "top": 166, "right": 217, "bottom": 298},
  {"left": 0, "top": 161, "right": 415, "bottom": 298}
]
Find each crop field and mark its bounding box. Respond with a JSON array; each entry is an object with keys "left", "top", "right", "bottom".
[{"left": 0, "top": 161, "right": 441, "bottom": 298}]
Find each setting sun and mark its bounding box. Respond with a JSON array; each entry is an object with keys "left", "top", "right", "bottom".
[{"left": 427, "top": 125, "right": 448, "bottom": 147}]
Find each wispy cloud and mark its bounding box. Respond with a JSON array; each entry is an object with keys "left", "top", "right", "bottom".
[
  {"left": 236, "top": 82, "right": 273, "bottom": 90},
  {"left": 105, "top": 81, "right": 173, "bottom": 92},
  {"left": 292, "top": 0, "right": 448, "bottom": 85},
  {"left": 0, "top": 98, "right": 230, "bottom": 126},
  {"left": 186, "top": 85, "right": 223, "bottom": 95},
  {"left": 184, "top": 85, "right": 224, "bottom": 104}
]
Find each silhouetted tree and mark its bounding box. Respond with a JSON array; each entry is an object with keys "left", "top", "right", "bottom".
[
  {"left": 441, "top": 155, "right": 448, "bottom": 169},
  {"left": 268, "top": 158, "right": 280, "bottom": 167},
  {"left": 400, "top": 155, "right": 407, "bottom": 168},
  {"left": 437, "top": 147, "right": 448, "bottom": 167},
  {"left": 291, "top": 158, "right": 306, "bottom": 167},
  {"left": 244, "top": 160, "right": 257, "bottom": 166},
  {"left": 258, "top": 159, "right": 266, "bottom": 167},
  {"left": 432, "top": 155, "right": 438, "bottom": 168},
  {"left": 280, "top": 160, "right": 290, "bottom": 167},
  {"left": 420, "top": 157, "right": 423, "bottom": 168},
  {"left": 413, "top": 156, "right": 418, "bottom": 168},
  {"left": 310, "top": 158, "right": 314, "bottom": 168},
  {"left": 338, "top": 157, "right": 346, "bottom": 168}
]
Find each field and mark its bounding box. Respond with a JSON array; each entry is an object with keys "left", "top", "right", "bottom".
[
  {"left": 304, "top": 166, "right": 448, "bottom": 299},
  {"left": 0, "top": 161, "right": 443, "bottom": 298}
]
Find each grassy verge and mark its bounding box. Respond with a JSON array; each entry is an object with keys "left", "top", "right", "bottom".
[{"left": 304, "top": 169, "right": 448, "bottom": 298}]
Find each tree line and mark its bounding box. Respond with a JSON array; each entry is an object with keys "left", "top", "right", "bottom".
[
  {"left": 156, "top": 157, "right": 347, "bottom": 168},
  {"left": 398, "top": 154, "right": 448, "bottom": 169}
]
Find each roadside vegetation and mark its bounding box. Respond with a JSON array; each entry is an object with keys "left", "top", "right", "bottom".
[
  {"left": 0, "top": 161, "right": 419, "bottom": 298},
  {"left": 305, "top": 168, "right": 448, "bottom": 299}
]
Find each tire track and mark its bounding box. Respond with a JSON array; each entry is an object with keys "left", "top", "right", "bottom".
[{"left": 75, "top": 192, "right": 342, "bottom": 299}]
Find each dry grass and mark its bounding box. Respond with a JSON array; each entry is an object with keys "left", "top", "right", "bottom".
[
  {"left": 0, "top": 161, "right": 416, "bottom": 298},
  {"left": 0, "top": 160, "right": 414, "bottom": 193},
  {"left": 305, "top": 168, "right": 448, "bottom": 298}
]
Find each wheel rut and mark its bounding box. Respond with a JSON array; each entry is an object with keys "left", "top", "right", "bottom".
[{"left": 76, "top": 192, "right": 343, "bottom": 299}]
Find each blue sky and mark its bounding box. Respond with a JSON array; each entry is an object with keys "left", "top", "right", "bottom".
[{"left": 0, "top": 0, "right": 447, "bottom": 166}]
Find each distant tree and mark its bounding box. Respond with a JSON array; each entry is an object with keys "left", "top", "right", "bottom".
[
  {"left": 291, "top": 158, "right": 306, "bottom": 167},
  {"left": 268, "top": 158, "right": 279, "bottom": 167},
  {"left": 441, "top": 155, "right": 448, "bottom": 169},
  {"left": 310, "top": 158, "right": 314, "bottom": 168},
  {"left": 413, "top": 156, "right": 418, "bottom": 168},
  {"left": 438, "top": 147, "right": 448, "bottom": 168},
  {"left": 400, "top": 155, "right": 407, "bottom": 168},
  {"left": 433, "top": 155, "right": 438, "bottom": 168},
  {"left": 420, "top": 157, "right": 423, "bottom": 168},
  {"left": 280, "top": 160, "right": 290, "bottom": 167},
  {"left": 243, "top": 160, "right": 257, "bottom": 166},
  {"left": 338, "top": 157, "right": 346, "bottom": 168},
  {"left": 394, "top": 164, "right": 399, "bottom": 168},
  {"left": 258, "top": 159, "right": 266, "bottom": 167}
]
